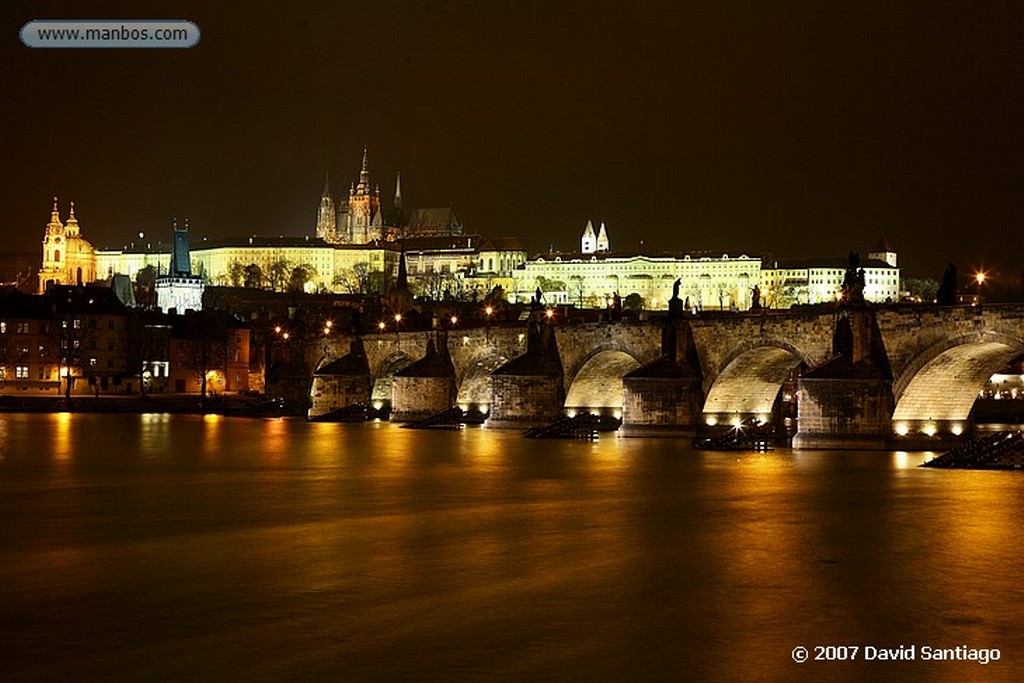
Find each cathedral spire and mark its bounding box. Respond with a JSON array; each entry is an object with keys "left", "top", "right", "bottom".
[
  {"left": 597, "top": 221, "right": 609, "bottom": 252},
  {"left": 394, "top": 172, "right": 403, "bottom": 210},
  {"left": 322, "top": 172, "right": 331, "bottom": 197},
  {"left": 359, "top": 147, "right": 370, "bottom": 186}
]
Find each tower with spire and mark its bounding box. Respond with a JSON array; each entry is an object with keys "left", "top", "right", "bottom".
[
  {"left": 316, "top": 173, "right": 336, "bottom": 242},
  {"left": 581, "top": 220, "right": 597, "bottom": 254},
  {"left": 316, "top": 149, "right": 463, "bottom": 245},
  {"left": 346, "top": 147, "right": 383, "bottom": 244},
  {"left": 596, "top": 222, "right": 610, "bottom": 252},
  {"left": 38, "top": 197, "right": 96, "bottom": 292},
  {"left": 156, "top": 218, "right": 204, "bottom": 313},
  {"left": 867, "top": 233, "right": 897, "bottom": 268}
]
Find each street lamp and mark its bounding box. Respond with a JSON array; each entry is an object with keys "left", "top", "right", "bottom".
[
  {"left": 484, "top": 304, "right": 493, "bottom": 340},
  {"left": 975, "top": 271, "right": 987, "bottom": 306}
]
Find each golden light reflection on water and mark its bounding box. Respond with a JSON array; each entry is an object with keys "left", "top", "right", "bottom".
[
  {"left": 52, "top": 412, "right": 72, "bottom": 465},
  {"left": 260, "top": 418, "right": 289, "bottom": 462},
  {"left": 201, "top": 413, "right": 222, "bottom": 457},
  {"left": 139, "top": 412, "right": 171, "bottom": 457}
]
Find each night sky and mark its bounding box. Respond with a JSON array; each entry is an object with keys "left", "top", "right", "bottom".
[{"left": 2, "top": 1, "right": 1022, "bottom": 280}]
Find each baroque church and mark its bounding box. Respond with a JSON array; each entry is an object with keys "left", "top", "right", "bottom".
[
  {"left": 316, "top": 149, "right": 462, "bottom": 245},
  {"left": 38, "top": 197, "right": 96, "bottom": 292}
]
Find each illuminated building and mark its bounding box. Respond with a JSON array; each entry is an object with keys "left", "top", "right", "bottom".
[
  {"left": 316, "top": 149, "right": 463, "bottom": 245},
  {"left": 155, "top": 220, "right": 204, "bottom": 312},
  {"left": 760, "top": 237, "right": 900, "bottom": 306},
  {"left": 516, "top": 222, "right": 760, "bottom": 309},
  {"left": 38, "top": 197, "right": 96, "bottom": 292}
]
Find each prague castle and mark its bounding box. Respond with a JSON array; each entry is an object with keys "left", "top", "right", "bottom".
[
  {"left": 34, "top": 150, "right": 898, "bottom": 308},
  {"left": 316, "top": 149, "right": 462, "bottom": 244}
]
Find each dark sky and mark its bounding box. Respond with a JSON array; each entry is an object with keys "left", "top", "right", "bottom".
[{"left": 2, "top": 1, "right": 1022, "bottom": 279}]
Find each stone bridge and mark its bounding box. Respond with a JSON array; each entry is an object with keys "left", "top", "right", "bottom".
[{"left": 307, "top": 304, "right": 1024, "bottom": 449}]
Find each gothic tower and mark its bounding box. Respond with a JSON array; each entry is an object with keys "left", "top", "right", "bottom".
[
  {"left": 316, "top": 173, "right": 336, "bottom": 242},
  {"left": 347, "top": 148, "right": 382, "bottom": 244}
]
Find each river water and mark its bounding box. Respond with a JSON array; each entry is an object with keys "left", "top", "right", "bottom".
[{"left": 1, "top": 413, "right": 1022, "bottom": 682}]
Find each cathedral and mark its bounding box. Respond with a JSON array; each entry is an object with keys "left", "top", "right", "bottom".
[
  {"left": 38, "top": 197, "right": 96, "bottom": 292},
  {"left": 316, "top": 149, "right": 462, "bottom": 245}
]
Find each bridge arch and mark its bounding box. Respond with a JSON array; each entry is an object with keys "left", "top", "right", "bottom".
[
  {"left": 456, "top": 352, "right": 510, "bottom": 409},
  {"left": 370, "top": 352, "right": 416, "bottom": 405},
  {"left": 564, "top": 347, "right": 643, "bottom": 413},
  {"left": 892, "top": 330, "right": 1024, "bottom": 424},
  {"left": 702, "top": 337, "right": 811, "bottom": 422}
]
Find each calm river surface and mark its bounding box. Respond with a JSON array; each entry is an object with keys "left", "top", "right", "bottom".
[{"left": 2, "top": 413, "right": 1023, "bottom": 682}]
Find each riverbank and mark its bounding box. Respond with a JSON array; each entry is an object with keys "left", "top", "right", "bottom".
[{"left": 0, "top": 394, "right": 307, "bottom": 417}]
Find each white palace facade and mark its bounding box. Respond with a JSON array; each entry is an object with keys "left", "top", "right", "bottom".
[{"left": 514, "top": 224, "right": 900, "bottom": 309}]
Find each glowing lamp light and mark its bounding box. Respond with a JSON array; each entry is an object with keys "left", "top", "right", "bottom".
[
  {"left": 450, "top": 315, "right": 458, "bottom": 325},
  {"left": 372, "top": 401, "right": 383, "bottom": 410},
  {"left": 566, "top": 409, "right": 577, "bottom": 418},
  {"left": 612, "top": 410, "right": 622, "bottom": 419},
  {"left": 895, "top": 423, "right": 909, "bottom": 436},
  {"left": 975, "top": 272, "right": 987, "bottom": 285},
  {"left": 706, "top": 416, "right": 717, "bottom": 426},
  {"left": 545, "top": 308, "right": 555, "bottom": 319},
  {"left": 274, "top": 325, "right": 282, "bottom": 334},
  {"left": 378, "top": 321, "right": 387, "bottom": 331},
  {"left": 951, "top": 423, "right": 964, "bottom": 436},
  {"left": 323, "top": 326, "right": 331, "bottom": 335},
  {"left": 485, "top": 305, "right": 493, "bottom": 316},
  {"left": 282, "top": 332, "right": 290, "bottom": 340},
  {"left": 394, "top": 313, "right": 402, "bottom": 323},
  {"left": 923, "top": 423, "right": 937, "bottom": 437},
  {"left": 325, "top": 320, "right": 333, "bottom": 329}
]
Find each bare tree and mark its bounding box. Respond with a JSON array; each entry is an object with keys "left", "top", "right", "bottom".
[{"left": 177, "top": 311, "right": 233, "bottom": 407}]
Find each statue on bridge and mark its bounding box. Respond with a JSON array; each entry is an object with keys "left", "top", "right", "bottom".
[
  {"left": 842, "top": 251, "right": 866, "bottom": 305},
  {"left": 669, "top": 278, "right": 684, "bottom": 318},
  {"left": 531, "top": 287, "right": 544, "bottom": 311},
  {"left": 751, "top": 284, "right": 761, "bottom": 310}
]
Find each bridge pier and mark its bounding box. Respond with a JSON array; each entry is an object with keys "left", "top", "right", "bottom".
[
  {"left": 308, "top": 339, "right": 372, "bottom": 419},
  {"left": 487, "top": 315, "right": 565, "bottom": 428},
  {"left": 793, "top": 375, "right": 895, "bottom": 449},
  {"left": 793, "top": 308, "right": 895, "bottom": 449},
  {"left": 621, "top": 316, "right": 703, "bottom": 436},
  {"left": 390, "top": 336, "right": 458, "bottom": 422}
]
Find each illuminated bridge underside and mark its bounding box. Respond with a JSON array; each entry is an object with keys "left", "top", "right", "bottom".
[
  {"left": 565, "top": 351, "right": 641, "bottom": 409},
  {"left": 893, "top": 341, "right": 1020, "bottom": 422},
  {"left": 704, "top": 347, "right": 802, "bottom": 417},
  {"left": 371, "top": 354, "right": 414, "bottom": 403},
  {"left": 457, "top": 355, "right": 509, "bottom": 406}
]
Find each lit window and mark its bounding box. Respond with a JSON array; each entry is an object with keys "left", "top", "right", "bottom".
[
  {"left": 89, "top": 358, "right": 97, "bottom": 367},
  {"left": 15, "top": 366, "right": 29, "bottom": 379}
]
